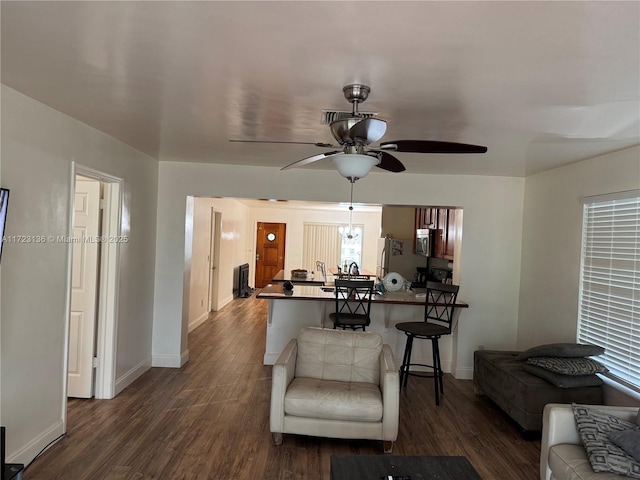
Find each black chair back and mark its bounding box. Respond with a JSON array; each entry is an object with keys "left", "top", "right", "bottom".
[
  {"left": 424, "top": 281, "right": 460, "bottom": 333},
  {"left": 332, "top": 279, "right": 375, "bottom": 329}
]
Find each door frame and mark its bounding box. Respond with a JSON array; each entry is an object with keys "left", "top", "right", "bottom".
[
  {"left": 254, "top": 222, "right": 287, "bottom": 288},
  {"left": 208, "top": 209, "right": 222, "bottom": 312},
  {"left": 63, "top": 163, "right": 122, "bottom": 420}
]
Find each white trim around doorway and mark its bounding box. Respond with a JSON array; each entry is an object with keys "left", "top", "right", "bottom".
[{"left": 63, "top": 163, "right": 123, "bottom": 420}]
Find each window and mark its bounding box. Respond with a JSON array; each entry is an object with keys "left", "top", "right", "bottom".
[
  {"left": 302, "top": 223, "right": 342, "bottom": 272},
  {"left": 301, "top": 223, "right": 363, "bottom": 272},
  {"left": 577, "top": 191, "right": 639, "bottom": 390}
]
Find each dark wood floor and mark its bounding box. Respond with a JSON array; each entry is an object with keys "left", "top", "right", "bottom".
[{"left": 24, "top": 295, "right": 541, "bottom": 480}]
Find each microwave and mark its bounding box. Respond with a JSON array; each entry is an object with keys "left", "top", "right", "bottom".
[{"left": 415, "top": 229, "right": 434, "bottom": 257}]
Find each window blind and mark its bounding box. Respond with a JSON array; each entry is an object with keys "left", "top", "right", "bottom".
[
  {"left": 577, "top": 194, "right": 640, "bottom": 389},
  {"left": 301, "top": 223, "right": 342, "bottom": 273}
]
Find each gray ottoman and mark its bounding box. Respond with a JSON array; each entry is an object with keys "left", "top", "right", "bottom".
[{"left": 473, "top": 350, "right": 604, "bottom": 431}]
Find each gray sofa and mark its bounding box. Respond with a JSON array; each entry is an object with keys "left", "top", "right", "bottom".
[{"left": 474, "top": 350, "right": 604, "bottom": 431}]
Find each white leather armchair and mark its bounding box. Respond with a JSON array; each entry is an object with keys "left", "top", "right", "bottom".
[
  {"left": 541, "top": 403, "right": 640, "bottom": 480},
  {"left": 270, "top": 327, "right": 400, "bottom": 453}
]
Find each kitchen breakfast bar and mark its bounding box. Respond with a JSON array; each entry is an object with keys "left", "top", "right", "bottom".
[{"left": 256, "top": 283, "right": 469, "bottom": 371}]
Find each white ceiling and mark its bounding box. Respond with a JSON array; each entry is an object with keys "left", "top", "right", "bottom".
[{"left": 2, "top": 1, "right": 639, "bottom": 177}]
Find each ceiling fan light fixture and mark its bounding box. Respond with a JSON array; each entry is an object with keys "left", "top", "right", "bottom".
[
  {"left": 235, "top": 84, "right": 487, "bottom": 174},
  {"left": 331, "top": 154, "right": 379, "bottom": 181}
]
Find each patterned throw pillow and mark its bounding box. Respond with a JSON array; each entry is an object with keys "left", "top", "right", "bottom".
[
  {"left": 572, "top": 404, "right": 640, "bottom": 478},
  {"left": 526, "top": 357, "right": 608, "bottom": 375}
]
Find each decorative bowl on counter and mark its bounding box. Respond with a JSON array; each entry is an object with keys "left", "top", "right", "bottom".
[{"left": 291, "top": 269, "right": 308, "bottom": 278}]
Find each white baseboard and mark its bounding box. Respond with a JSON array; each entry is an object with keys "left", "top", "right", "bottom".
[
  {"left": 188, "top": 311, "right": 209, "bottom": 333},
  {"left": 10, "top": 419, "right": 64, "bottom": 466},
  {"left": 152, "top": 353, "right": 182, "bottom": 368},
  {"left": 180, "top": 349, "right": 189, "bottom": 367},
  {"left": 455, "top": 366, "right": 474, "bottom": 380},
  {"left": 151, "top": 350, "right": 189, "bottom": 368},
  {"left": 115, "top": 357, "right": 151, "bottom": 395},
  {"left": 217, "top": 294, "right": 234, "bottom": 309}
]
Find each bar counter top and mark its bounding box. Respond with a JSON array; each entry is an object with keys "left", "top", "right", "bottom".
[
  {"left": 271, "top": 269, "right": 324, "bottom": 285},
  {"left": 328, "top": 267, "right": 377, "bottom": 278},
  {"left": 256, "top": 283, "right": 468, "bottom": 308}
]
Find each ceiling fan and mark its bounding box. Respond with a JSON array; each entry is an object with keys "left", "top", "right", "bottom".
[{"left": 230, "top": 84, "right": 487, "bottom": 182}]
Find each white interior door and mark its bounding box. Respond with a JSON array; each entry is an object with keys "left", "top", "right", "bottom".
[{"left": 67, "top": 178, "right": 101, "bottom": 398}]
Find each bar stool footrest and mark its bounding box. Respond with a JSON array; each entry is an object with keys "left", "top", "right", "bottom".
[{"left": 401, "top": 363, "right": 439, "bottom": 379}]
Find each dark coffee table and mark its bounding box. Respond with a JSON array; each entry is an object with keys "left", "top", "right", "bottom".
[{"left": 330, "top": 455, "right": 482, "bottom": 480}]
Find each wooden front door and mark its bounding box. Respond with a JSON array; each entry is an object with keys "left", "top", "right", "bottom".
[{"left": 255, "top": 222, "right": 286, "bottom": 288}]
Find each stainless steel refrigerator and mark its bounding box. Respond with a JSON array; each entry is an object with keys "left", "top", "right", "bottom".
[{"left": 376, "top": 237, "right": 427, "bottom": 282}]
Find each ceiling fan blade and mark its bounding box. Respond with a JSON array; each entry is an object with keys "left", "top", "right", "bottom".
[
  {"left": 346, "top": 118, "right": 387, "bottom": 144},
  {"left": 372, "top": 152, "right": 406, "bottom": 173},
  {"left": 230, "top": 140, "right": 336, "bottom": 148},
  {"left": 281, "top": 151, "right": 340, "bottom": 170},
  {"left": 380, "top": 140, "right": 488, "bottom": 154}
]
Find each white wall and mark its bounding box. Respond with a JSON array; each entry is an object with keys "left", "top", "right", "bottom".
[
  {"left": 0, "top": 86, "right": 158, "bottom": 464},
  {"left": 153, "top": 193, "right": 251, "bottom": 367},
  {"left": 186, "top": 196, "right": 251, "bottom": 334},
  {"left": 246, "top": 203, "right": 382, "bottom": 276},
  {"left": 153, "top": 161, "right": 525, "bottom": 380},
  {"left": 518, "top": 146, "right": 640, "bottom": 347},
  {"left": 381, "top": 205, "right": 417, "bottom": 239},
  {"left": 185, "top": 199, "right": 381, "bottom": 334}
]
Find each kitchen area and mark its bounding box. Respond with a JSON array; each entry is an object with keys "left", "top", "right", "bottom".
[
  {"left": 267, "top": 204, "right": 461, "bottom": 292},
  {"left": 375, "top": 205, "right": 461, "bottom": 289},
  {"left": 257, "top": 204, "right": 466, "bottom": 367}
]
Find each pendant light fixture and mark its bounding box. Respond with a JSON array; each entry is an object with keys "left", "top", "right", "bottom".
[{"left": 338, "top": 179, "right": 360, "bottom": 240}]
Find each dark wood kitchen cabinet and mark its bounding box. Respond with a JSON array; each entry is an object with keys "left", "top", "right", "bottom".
[
  {"left": 415, "top": 207, "right": 437, "bottom": 229},
  {"left": 414, "top": 207, "right": 457, "bottom": 260},
  {"left": 444, "top": 209, "right": 456, "bottom": 260}
]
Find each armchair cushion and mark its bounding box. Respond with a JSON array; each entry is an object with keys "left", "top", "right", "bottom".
[
  {"left": 296, "top": 327, "right": 382, "bottom": 383},
  {"left": 548, "top": 444, "right": 618, "bottom": 480},
  {"left": 285, "top": 377, "right": 383, "bottom": 422}
]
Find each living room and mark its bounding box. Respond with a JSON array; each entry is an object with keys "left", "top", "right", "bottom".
[{"left": 1, "top": 2, "right": 639, "bottom": 478}]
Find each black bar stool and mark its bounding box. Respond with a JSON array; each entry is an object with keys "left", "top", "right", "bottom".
[
  {"left": 395, "top": 281, "right": 460, "bottom": 405},
  {"left": 330, "top": 279, "right": 374, "bottom": 331}
]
